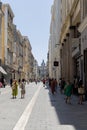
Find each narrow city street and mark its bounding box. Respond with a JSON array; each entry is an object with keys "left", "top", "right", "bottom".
[
  {"left": 0, "top": 82, "right": 87, "bottom": 130},
  {"left": 0, "top": 0, "right": 87, "bottom": 129}
]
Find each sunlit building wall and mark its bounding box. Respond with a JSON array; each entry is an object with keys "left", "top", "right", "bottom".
[
  {"left": 29, "top": 53, "right": 34, "bottom": 80},
  {"left": 49, "top": 0, "right": 61, "bottom": 81},
  {"left": 2, "top": 4, "right": 14, "bottom": 81},
  {"left": 0, "top": 2, "right": 4, "bottom": 78},
  {"left": 49, "top": 4, "right": 57, "bottom": 79},
  {"left": 0, "top": 2, "right": 3, "bottom": 63},
  {"left": 53, "top": 0, "right": 61, "bottom": 81},
  {"left": 12, "top": 25, "right": 19, "bottom": 80},
  {"left": 22, "top": 36, "right": 32, "bottom": 80},
  {"left": 33, "top": 59, "right": 39, "bottom": 80},
  {"left": 0, "top": 2, "right": 35, "bottom": 83},
  {"left": 46, "top": 52, "right": 49, "bottom": 78},
  {"left": 16, "top": 31, "right": 23, "bottom": 80},
  {"left": 48, "top": 36, "right": 53, "bottom": 78}
]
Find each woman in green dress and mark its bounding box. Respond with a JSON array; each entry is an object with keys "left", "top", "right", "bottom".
[
  {"left": 64, "top": 81, "right": 73, "bottom": 104},
  {"left": 12, "top": 79, "right": 18, "bottom": 99}
]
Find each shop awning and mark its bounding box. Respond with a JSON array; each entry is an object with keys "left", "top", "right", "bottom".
[{"left": 0, "top": 66, "right": 7, "bottom": 75}]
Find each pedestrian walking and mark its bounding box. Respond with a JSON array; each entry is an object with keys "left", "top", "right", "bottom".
[
  {"left": 10, "top": 78, "right": 13, "bottom": 87},
  {"left": 60, "top": 78, "right": 66, "bottom": 94},
  {"left": 1, "top": 76, "right": 6, "bottom": 88},
  {"left": 64, "top": 81, "right": 73, "bottom": 104},
  {"left": 0, "top": 80, "right": 2, "bottom": 88},
  {"left": 73, "top": 76, "right": 79, "bottom": 95},
  {"left": 12, "top": 79, "right": 18, "bottom": 99},
  {"left": 48, "top": 78, "right": 51, "bottom": 88},
  {"left": 78, "top": 79, "right": 85, "bottom": 105},
  {"left": 0, "top": 81, "right": 2, "bottom": 94},
  {"left": 50, "top": 79, "right": 56, "bottom": 95},
  {"left": 42, "top": 79, "right": 45, "bottom": 87},
  {"left": 18, "top": 78, "right": 21, "bottom": 85},
  {"left": 54, "top": 79, "right": 58, "bottom": 92},
  {"left": 20, "top": 79, "right": 26, "bottom": 99}
]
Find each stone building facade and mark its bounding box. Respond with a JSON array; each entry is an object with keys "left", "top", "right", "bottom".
[
  {"left": 49, "top": 0, "right": 85, "bottom": 84},
  {"left": 60, "top": 0, "right": 81, "bottom": 82},
  {"left": 2, "top": 4, "right": 15, "bottom": 81},
  {"left": 0, "top": 2, "right": 35, "bottom": 83},
  {"left": 48, "top": 0, "right": 61, "bottom": 81},
  {"left": 78, "top": 0, "right": 87, "bottom": 93}
]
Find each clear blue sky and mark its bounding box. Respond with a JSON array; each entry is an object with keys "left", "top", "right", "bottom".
[{"left": 2, "top": 0, "right": 53, "bottom": 65}]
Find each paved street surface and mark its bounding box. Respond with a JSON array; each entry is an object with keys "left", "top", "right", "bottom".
[{"left": 0, "top": 82, "right": 87, "bottom": 130}]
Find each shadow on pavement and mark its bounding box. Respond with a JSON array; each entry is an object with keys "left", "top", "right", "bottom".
[{"left": 47, "top": 86, "right": 87, "bottom": 130}]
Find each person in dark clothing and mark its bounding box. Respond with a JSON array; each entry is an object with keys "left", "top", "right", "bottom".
[
  {"left": 1, "top": 76, "right": 6, "bottom": 88},
  {"left": 50, "top": 79, "right": 56, "bottom": 95},
  {"left": 43, "top": 79, "right": 45, "bottom": 87},
  {"left": 60, "top": 78, "right": 66, "bottom": 94},
  {"left": 18, "top": 79, "right": 21, "bottom": 85},
  {"left": 10, "top": 78, "right": 13, "bottom": 87},
  {"left": 78, "top": 79, "right": 85, "bottom": 105}
]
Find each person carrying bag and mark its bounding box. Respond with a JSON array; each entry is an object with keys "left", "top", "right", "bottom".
[{"left": 78, "top": 79, "right": 85, "bottom": 105}]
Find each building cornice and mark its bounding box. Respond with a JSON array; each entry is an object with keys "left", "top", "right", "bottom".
[
  {"left": 60, "top": 15, "right": 70, "bottom": 43},
  {"left": 60, "top": 0, "right": 80, "bottom": 43},
  {"left": 3, "top": 4, "right": 14, "bottom": 18},
  {"left": 78, "top": 16, "right": 87, "bottom": 33},
  {"left": 70, "top": 0, "right": 79, "bottom": 16}
]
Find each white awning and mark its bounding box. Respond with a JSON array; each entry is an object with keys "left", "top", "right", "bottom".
[{"left": 0, "top": 66, "right": 7, "bottom": 75}]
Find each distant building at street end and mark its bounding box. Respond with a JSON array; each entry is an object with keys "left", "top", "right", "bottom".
[{"left": 38, "top": 60, "right": 47, "bottom": 79}]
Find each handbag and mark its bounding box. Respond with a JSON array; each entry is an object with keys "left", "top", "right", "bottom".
[
  {"left": 12, "top": 85, "right": 15, "bottom": 90},
  {"left": 78, "top": 87, "right": 85, "bottom": 94}
]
